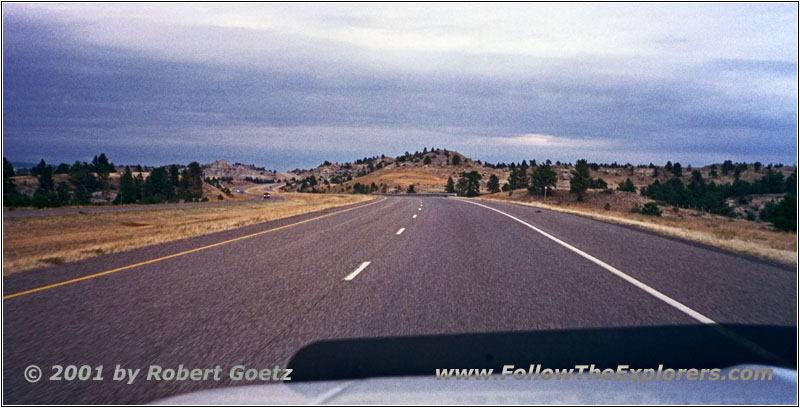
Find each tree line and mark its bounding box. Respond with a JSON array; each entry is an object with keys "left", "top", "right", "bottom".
[
  {"left": 114, "top": 162, "right": 205, "bottom": 204},
  {"left": 3, "top": 155, "right": 207, "bottom": 208},
  {"left": 444, "top": 158, "right": 795, "bottom": 230},
  {"left": 640, "top": 168, "right": 796, "bottom": 230},
  {"left": 4, "top": 154, "right": 116, "bottom": 208}
]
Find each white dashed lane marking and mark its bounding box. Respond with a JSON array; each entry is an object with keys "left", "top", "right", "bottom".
[{"left": 344, "top": 261, "right": 371, "bottom": 281}]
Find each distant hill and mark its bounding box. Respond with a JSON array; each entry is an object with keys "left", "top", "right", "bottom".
[
  {"left": 10, "top": 161, "right": 38, "bottom": 169},
  {"left": 283, "top": 149, "right": 509, "bottom": 193},
  {"left": 284, "top": 150, "right": 796, "bottom": 195},
  {"left": 201, "top": 160, "right": 288, "bottom": 182}
]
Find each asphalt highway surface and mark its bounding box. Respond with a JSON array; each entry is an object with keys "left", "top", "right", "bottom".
[{"left": 3, "top": 195, "right": 796, "bottom": 404}]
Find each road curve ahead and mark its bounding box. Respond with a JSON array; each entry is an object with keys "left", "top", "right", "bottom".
[{"left": 3, "top": 195, "right": 796, "bottom": 404}]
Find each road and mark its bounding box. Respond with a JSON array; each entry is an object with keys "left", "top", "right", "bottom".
[
  {"left": 2, "top": 183, "right": 284, "bottom": 218},
  {"left": 3, "top": 196, "right": 796, "bottom": 404},
  {"left": 241, "top": 182, "right": 284, "bottom": 198}
]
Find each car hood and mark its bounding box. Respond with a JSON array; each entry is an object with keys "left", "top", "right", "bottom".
[{"left": 154, "top": 365, "right": 797, "bottom": 405}]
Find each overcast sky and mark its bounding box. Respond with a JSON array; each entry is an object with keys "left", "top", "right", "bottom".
[{"left": 3, "top": 3, "right": 797, "bottom": 169}]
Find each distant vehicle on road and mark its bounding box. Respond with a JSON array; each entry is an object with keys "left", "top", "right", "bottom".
[{"left": 263, "top": 192, "right": 271, "bottom": 199}]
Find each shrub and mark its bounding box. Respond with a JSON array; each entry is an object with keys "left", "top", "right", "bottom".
[
  {"left": 640, "top": 202, "right": 662, "bottom": 216},
  {"left": 31, "top": 191, "right": 49, "bottom": 208},
  {"left": 352, "top": 182, "right": 370, "bottom": 194},
  {"left": 760, "top": 194, "right": 796, "bottom": 231},
  {"left": 603, "top": 203, "right": 611, "bottom": 211},
  {"left": 589, "top": 177, "right": 608, "bottom": 189},
  {"left": 617, "top": 178, "right": 636, "bottom": 193}
]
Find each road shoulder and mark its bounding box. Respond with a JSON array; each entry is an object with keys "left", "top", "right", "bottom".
[{"left": 471, "top": 196, "right": 796, "bottom": 268}]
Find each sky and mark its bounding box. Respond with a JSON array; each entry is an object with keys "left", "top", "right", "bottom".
[{"left": 2, "top": 3, "right": 797, "bottom": 170}]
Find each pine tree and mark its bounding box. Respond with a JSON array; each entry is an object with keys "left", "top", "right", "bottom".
[
  {"left": 617, "top": 178, "right": 636, "bottom": 193},
  {"left": 89, "top": 154, "right": 112, "bottom": 189},
  {"left": 3, "top": 157, "right": 15, "bottom": 178},
  {"left": 31, "top": 159, "right": 49, "bottom": 176},
  {"left": 445, "top": 176, "right": 455, "bottom": 193},
  {"left": 721, "top": 160, "right": 734, "bottom": 176},
  {"left": 570, "top": 159, "right": 591, "bottom": 201},
  {"left": 117, "top": 166, "right": 137, "bottom": 204},
  {"left": 517, "top": 160, "right": 529, "bottom": 189},
  {"left": 134, "top": 173, "right": 144, "bottom": 201},
  {"left": 55, "top": 163, "right": 71, "bottom": 174},
  {"left": 456, "top": 171, "right": 482, "bottom": 197},
  {"left": 507, "top": 164, "right": 518, "bottom": 190},
  {"left": 169, "top": 164, "right": 180, "bottom": 186},
  {"left": 56, "top": 182, "right": 71, "bottom": 205},
  {"left": 36, "top": 160, "right": 54, "bottom": 194},
  {"left": 186, "top": 162, "right": 204, "bottom": 190},
  {"left": 671, "top": 162, "right": 682, "bottom": 177},
  {"left": 69, "top": 161, "right": 95, "bottom": 205},
  {"left": 487, "top": 174, "right": 501, "bottom": 193},
  {"left": 529, "top": 164, "right": 557, "bottom": 195},
  {"left": 3, "top": 157, "right": 28, "bottom": 207}
]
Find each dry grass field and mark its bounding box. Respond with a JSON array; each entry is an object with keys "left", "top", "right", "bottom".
[
  {"left": 331, "top": 162, "right": 509, "bottom": 194},
  {"left": 3, "top": 193, "right": 374, "bottom": 275},
  {"left": 346, "top": 166, "right": 451, "bottom": 192},
  {"left": 481, "top": 190, "right": 796, "bottom": 266}
]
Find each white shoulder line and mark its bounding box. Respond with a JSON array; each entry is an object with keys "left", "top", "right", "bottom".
[
  {"left": 458, "top": 199, "right": 783, "bottom": 364},
  {"left": 463, "top": 200, "right": 713, "bottom": 323}
]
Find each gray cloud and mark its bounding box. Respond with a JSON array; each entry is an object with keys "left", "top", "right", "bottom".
[{"left": 2, "top": 4, "right": 797, "bottom": 169}]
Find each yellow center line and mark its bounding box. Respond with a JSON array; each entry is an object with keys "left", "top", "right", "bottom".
[{"left": 4, "top": 197, "right": 386, "bottom": 300}]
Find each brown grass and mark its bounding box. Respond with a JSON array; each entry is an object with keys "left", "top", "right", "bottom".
[
  {"left": 479, "top": 191, "right": 797, "bottom": 266},
  {"left": 3, "top": 193, "right": 374, "bottom": 275},
  {"left": 330, "top": 163, "right": 509, "bottom": 194},
  {"left": 244, "top": 184, "right": 275, "bottom": 195},
  {"left": 355, "top": 167, "right": 450, "bottom": 191}
]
